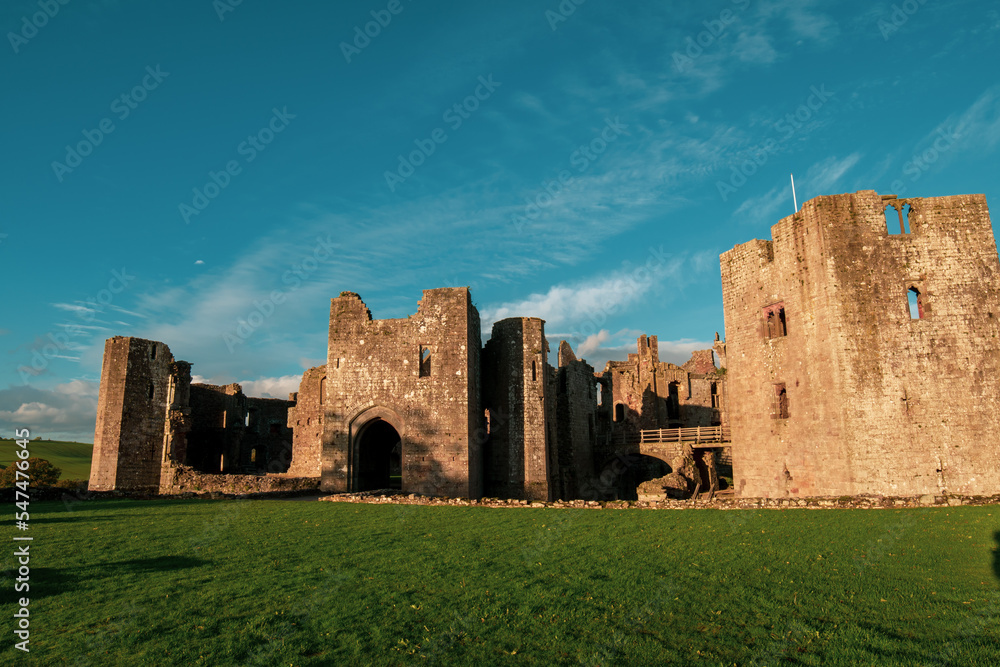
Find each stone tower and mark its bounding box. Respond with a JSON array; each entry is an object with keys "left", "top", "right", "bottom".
[{"left": 721, "top": 190, "right": 1000, "bottom": 497}]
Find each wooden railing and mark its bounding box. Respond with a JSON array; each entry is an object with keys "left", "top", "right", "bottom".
[{"left": 639, "top": 425, "right": 731, "bottom": 445}]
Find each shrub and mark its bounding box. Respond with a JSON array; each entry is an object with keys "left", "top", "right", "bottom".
[{"left": 0, "top": 458, "right": 62, "bottom": 487}]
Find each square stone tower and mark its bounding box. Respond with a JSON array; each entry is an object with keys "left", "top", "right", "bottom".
[
  {"left": 721, "top": 190, "right": 1000, "bottom": 497},
  {"left": 322, "top": 288, "right": 483, "bottom": 497}
]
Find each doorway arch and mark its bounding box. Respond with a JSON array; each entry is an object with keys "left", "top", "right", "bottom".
[{"left": 355, "top": 418, "right": 403, "bottom": 491}]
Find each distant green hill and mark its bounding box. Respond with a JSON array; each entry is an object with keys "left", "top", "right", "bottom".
[{"left": 0, "top": 440, "right": 93, "bottom": 481}]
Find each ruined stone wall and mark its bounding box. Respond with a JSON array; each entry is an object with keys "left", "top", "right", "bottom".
[
  {"left": 686, "top": 376, "right": 725, "bottom": 427},
  {"left": 243, "top": 397, "right": 294, "bottom": 473},
  {"left": 554, "top": 341, "right": 597, "bottom": 500},
  {"left": 287, "top": 366, "right": 325, "bottom": 477},
  {"left": 603, "top": 336, "right": 709, "bottom": 432},
  {"left": 323, "top": 288, "right": 482, "bottom": 497},
  {"left": 722, "top": 190, "right": 1000, "bottom": 498},
  {"left": 187, "top": 383, "right": 246, "bottom": 474},
  {"left": 159, "top": 464, "right": 319, "bottom": 495},
  {"left": 90, "top": 337, "right": 176, "bottom": 492},
  {"left": 481, "top": 317, "right": 552, "bottom": 500}
]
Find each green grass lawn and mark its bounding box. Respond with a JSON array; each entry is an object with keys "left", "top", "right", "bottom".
[
  {"left": 0, "top": 440, "right": 92, "bottom": 480},
  {"left": 5, "top": 500, "right": 999, "bottom": 665}
]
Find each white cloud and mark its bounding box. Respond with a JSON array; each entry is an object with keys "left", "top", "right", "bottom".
[
  {"left": 0, "top": 380, "right": 100, "bottom": 442},
  {"left": 578, "top": 329, "right": 612, "bottom": 357},
  {"left": 733, "top": 32, "right": 778, "bottom": 64},
  {"left": 480, "top": 248, "right": 683, "bottom": 332},
  {"left": 734, "top": 153, "right": 861, "bottom": 224},
  {"left": 238, "top": 375, "right": 302, "bottom": 400},
  {"left": 190, "top": 374, "right": 303, "bottom": 400},
  {"left": 803, "top": 153, "right": 862, "bottom": 197}
]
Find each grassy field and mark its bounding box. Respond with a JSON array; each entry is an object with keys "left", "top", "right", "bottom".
[
  {"left": 0, "top": 440, "right": 92, "bottom": 480},
  {"left": 4, "top": 499, "right": 998, "bottom": 665}
]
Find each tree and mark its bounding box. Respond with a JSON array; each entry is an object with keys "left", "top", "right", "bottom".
[{"left": 0, "top": 458, "right": 61, "bottom": 487}]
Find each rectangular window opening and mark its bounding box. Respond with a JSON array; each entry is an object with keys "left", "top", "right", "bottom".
[
  {"left": 773, "top": 383, "right": 789, "bottom": 419},
  {"left": 419, "top": 346, "right": 432, "bottom": 377},
  {"left": 907, "top": 287, "right": 923, "bottom": 319},
  {"left": 762, "top": 303, "right": 787, "bottom": 338}
]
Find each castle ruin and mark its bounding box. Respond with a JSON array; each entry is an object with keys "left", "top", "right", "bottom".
[{"left": 90, "top": 190, "right": 1000, "bottom": 500}]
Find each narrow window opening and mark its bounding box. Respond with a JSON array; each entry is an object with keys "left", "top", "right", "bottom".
[
  {"left": 711, "top": 382, "right": 720, "bottom": 409},
  {"left": 884, "top": 205, "right": 903, "bottom": 234},
  {"left": 531, "top": 360, "right": 537, "bottom": 382},
  {"left": 419, "top": 346, "right": 432, "bottom": 377},
  {"left": 773, "top": 383, "right": 789, "bottom": 419},
  {"left": 250, "top": 449, "right": 257, "bottom": 463},
  {"left": 596, "top": 383, "right": 603, "bottom": 406},
  {"left": 484, "top": 409, "right": 491, "bottom": 435},
  {"left": 901, "top": 203, "right": 912, "bottom": 234},
  {"left": 908, "top": 287, "right": 923, "bottom": 319},
  {"left": 667, "top": 382, "right": 680, "bottom": 420},
  {"left": 762, "top": 303, "right": 787, "bottom": 338},
  {"left": 319, "top": 376, "right": 326, "bottom": 404},
  {"left": 147, "top": 381, "right": 155, "bottom": 401},
  {"left": 150, "top": 344, "right": 157, "bottom": 360},
  {"left": 614, "top": 403, "right": 625, "bottom": 422}
]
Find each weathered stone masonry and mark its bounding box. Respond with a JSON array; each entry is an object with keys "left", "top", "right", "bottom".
[{"left": 721, "top": 190, "right": 1000, "bottom": 498}]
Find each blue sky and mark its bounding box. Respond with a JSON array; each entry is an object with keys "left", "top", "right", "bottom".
[{"left": 2, "top": 0, "right": 999, "bottom": 442}]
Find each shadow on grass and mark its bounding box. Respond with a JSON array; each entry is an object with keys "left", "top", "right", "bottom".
[
  {"left": 16, "top": 556, "right": 207, "bottom": 601},
  {"left": 34, "top": 498, "right": 227, "bottom": 515},
  {"left": 994, "top": 531, "right": 999, "bottom": 583},
  {"left": 31, "top": 515, "right": 119, "bottom": 525}
]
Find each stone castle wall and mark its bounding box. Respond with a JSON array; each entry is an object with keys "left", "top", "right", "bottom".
[
  {"left": 322, "top": 288, "right": 482, "bottom": 497},
  {"left": 721, "top": 190, "right": 1000, "bottom": 497}
]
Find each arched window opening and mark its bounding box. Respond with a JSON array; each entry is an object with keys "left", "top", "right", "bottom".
[
  {"left": 901, "top": 203, "right": 912, "bottom": 234},
  {"left": 614, "top": 403, "right": 625, "bottom": 422}
]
